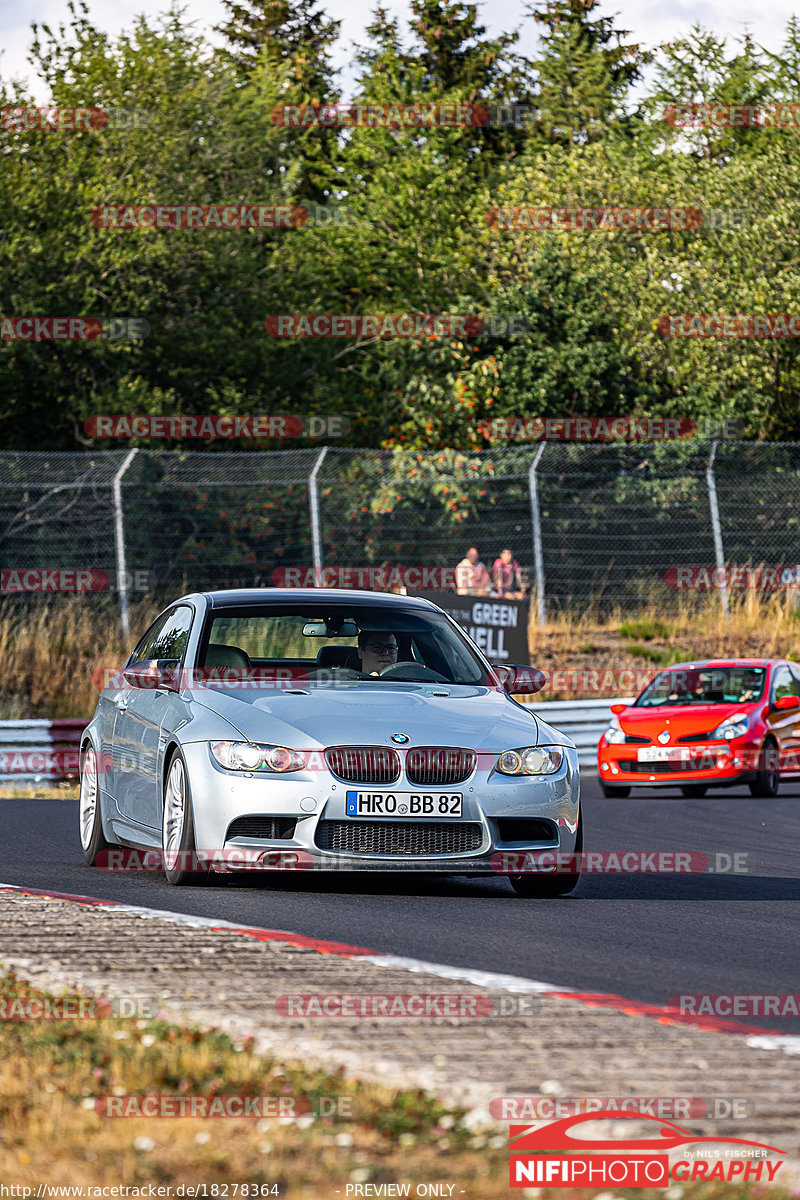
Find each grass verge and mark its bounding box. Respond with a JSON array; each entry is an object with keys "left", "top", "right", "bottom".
[{"left": 0, "top": 782, "right": 79, "bottom": 800}]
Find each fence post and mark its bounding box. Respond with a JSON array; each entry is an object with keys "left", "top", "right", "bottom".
[
  {"left": 706, "top": 440, "right": 730, "bottom": 621},
  {"left": 528, "top": 443, "right": 547, "bottom": 627},
  {"left": 112, "top": 448, "right": 139, "bottom": 638},
  {"left": 308, "top": 447, "right": 329, "bottom": 586}
]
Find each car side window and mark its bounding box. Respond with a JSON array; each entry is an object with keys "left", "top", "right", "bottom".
[
  {"left": 772, "top": 666, "right": 800, "bottom": 702},
  {"left": 130, "top": 614, "right": 170, "bottom": 665},
  {"left": 147, "top": 607, "right": 193, "bottom": 664},
  {"left": 132, "top": 607, "right": 193, "bottom": 666}
]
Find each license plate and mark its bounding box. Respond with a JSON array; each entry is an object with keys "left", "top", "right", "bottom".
[
  {"left": 637, "top": 747, "right": 688, "bottom": 762},
  {"left": 345, "top": 791, "right": 462, "bottom": 817}
]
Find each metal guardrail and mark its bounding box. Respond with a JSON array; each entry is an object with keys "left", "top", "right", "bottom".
[
  {"left": 531, "top": 698, "right": 633, "bottom": 770},
  {"left": 0, "top": 719, "right": 86, "bottom": 785}
]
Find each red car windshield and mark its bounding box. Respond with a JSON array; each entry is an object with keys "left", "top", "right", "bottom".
[{"left": 636, "top": 667, "right": 766, "bottom": 707}]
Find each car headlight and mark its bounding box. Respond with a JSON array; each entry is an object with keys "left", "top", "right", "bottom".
[
  {"left": 496, "top": 746, "right": 563, "bottom": 775},
  {"left": 210, "top": 741, "right": 305, "bottom": 772},
  {"left": 602, "top": 717, "right": 626, "bottom": 744},
  {"left": 711, "top": 714, "right": 749, "bottom": 740}
]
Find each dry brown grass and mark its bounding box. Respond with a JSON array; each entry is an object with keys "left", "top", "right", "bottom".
[
  {"left": 528, "top": 592, "right": 800, "bottom": 699},
  {"left": 2, "top": 592, "right": 799, "bottom": 718},
  {"left": 0, "top": 599, "right": 154, "bottom": 720},
  {"left": 0, "top": 782, "right": 79, "bottom": 799},
  {"left": 0, "top": 972, "right": 521, "bottom": 1196}
]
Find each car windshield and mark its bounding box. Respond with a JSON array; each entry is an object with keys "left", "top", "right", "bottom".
[
  {"left": 196, "top": 604, "right": 493, "bottom": 686},
  {"left": 635, "top": 666, "right": 766, "bottom": 707}
]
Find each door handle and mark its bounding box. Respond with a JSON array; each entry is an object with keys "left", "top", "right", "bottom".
[{"left": 114, "top": 697, "right": 129, "bottom": 713}]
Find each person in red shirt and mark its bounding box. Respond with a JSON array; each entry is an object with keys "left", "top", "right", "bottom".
[{"left": 493, "top": 548, "right": 525, "bottom": 598}]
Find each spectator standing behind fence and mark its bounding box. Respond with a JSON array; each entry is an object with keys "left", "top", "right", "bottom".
[
  {"left": 455, "top": 547, "right": 492, "bottom": 595},
  {"left": 493, "top": 548, "right": 525, "bottom": 598}
]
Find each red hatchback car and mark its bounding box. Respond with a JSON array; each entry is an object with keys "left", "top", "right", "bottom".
[{"left": 597, "top": 659, "right": 800, "bottom": 797}]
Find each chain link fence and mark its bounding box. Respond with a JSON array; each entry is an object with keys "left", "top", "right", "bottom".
[{"left": 2, "top": 443, "right": 800, "bottom": 631}]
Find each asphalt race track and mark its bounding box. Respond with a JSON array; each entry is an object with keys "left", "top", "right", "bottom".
[{"left": 3, "top": 776, "right": 799, "bottom": 1032}]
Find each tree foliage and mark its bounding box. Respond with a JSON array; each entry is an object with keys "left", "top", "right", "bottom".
[{"left": 2, "top": 0, "right": 800, "bottom": 449}]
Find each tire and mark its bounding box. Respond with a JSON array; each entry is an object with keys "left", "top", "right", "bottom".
[
  {"left": 600, "top": 782, "right": 631, "bottom": 798},
  {"left": 510, "top": 809, "right": 583, "bottom": 898},
  {"left": 680, "top": 784, "right": 708, "bottom": 798},
  {"left": 162, "top": 749, "right": 209, "bottom": 885},
  {"left": 748, "top": 740, "right": 780, "bottom": 798},
  {"left": 79, "top": 742, "right": 115, "bottom": 865}
]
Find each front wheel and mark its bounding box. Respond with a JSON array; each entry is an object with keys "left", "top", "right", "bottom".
[
  {"left": 80, "top": 743, "right": 114, "bottom": 865},
  {"left": 162, "top": 750, "right": 209, "bottom": 885},
  {"left": 510, "top": 810, "right": 583, "bottom": 898},
  {"left": 748, "top": 741, "right": 780, "bottom": 798}
]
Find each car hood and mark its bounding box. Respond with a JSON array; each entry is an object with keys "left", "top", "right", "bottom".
[
  {"left": 187, "top": 682, "right": 558, "bottom": 750},
  {"left": 619, "top": 702, "right": 752, "bottom": 739}
]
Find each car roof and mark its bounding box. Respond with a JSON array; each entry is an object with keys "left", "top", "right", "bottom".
[{"left": 188, "top": 587, "right": 440, "bottom": 610}]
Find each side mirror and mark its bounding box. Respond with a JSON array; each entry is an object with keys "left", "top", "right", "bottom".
[
  {"left": 773, "top": 694, "right": 800, "bottom": 712},
  {"left": 609, "top": 702, "right": 627, "bottom": 715},
  {"left": 123, "top": 658, "right": 179, "bottom": 691},
  {"left": 492, "top": 664, "right": 546, "bottom": 695}
]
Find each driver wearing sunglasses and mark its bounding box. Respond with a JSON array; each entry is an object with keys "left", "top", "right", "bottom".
[{"left": 357, "top": 631, "right": 399, "bottom": 676}]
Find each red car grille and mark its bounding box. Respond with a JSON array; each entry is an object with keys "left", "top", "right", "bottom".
[
  {"left": 619, "top": 757, "right": 720, "bottom": 774},
  {"left": 406, "top": 747, "right": 476, "bottom": 785},
  {"left": 325, "top": 746, "right": 401, "bottom": 784}
]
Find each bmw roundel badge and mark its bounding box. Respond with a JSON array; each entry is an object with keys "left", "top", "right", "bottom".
[{"left": 391, "top": 733, "right": 410, "bottom": 744}]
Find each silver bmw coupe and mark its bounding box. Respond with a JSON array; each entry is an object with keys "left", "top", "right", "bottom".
[{"left": 79, "top": 589, "right": 581, "bottom": 895}]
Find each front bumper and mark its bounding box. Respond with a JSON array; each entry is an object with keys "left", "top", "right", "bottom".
[
  {"left": 182, "top": 741, "right": 581, "bottom": 873},
  {"left": 597, "top": 737, "right": 760, "bottom": 788}
]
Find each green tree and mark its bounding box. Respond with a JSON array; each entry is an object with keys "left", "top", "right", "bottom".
[
  {"left": 649, "top": 26, "right": 770, "bottom": 160},
  {"left": 527, "top": 0, "right": 650, "bottom": 144},
  {"left": 214, "top": 0, "right": 340, "bottom": 96}
]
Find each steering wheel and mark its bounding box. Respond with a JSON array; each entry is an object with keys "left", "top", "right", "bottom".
[{"left": 378, "top": 662, "right": 446, "bottom": 682}]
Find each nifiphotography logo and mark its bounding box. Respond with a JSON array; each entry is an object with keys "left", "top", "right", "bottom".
[{"left": 508, "top": 1111, "right": 784, "bottom": 1188}]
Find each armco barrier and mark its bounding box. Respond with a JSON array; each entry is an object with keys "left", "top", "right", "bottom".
[
  {"left": 0, "top": 719, "right": 85, "bottom": 785},
  {"left": 530, "top": 698, "right": 634, "bottom": 770}
]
